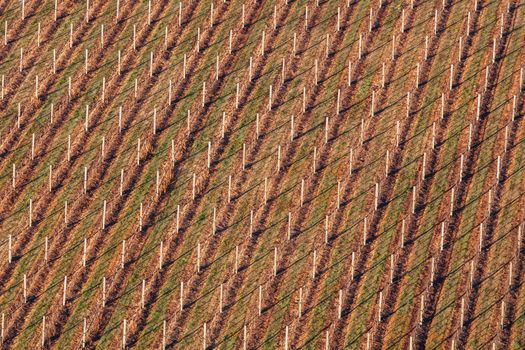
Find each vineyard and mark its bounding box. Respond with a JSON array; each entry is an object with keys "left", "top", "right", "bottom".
[{"left": 0, "top": 0, "right": 524, "bottom": 348}]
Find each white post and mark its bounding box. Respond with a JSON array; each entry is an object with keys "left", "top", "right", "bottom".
[
  {"left": 363, "top": 217, "right": 367, "bottom": 245},
  {"left": 348, "top": 61, "right": 352, "bottom": 86},
  {"left": 29, "top": 198, "right": 32, "bottom": 227},
  {"left": 141, "top": 279, "right": 145, "bottom": 308},
  {"left": 8, "top": 234, "right": 12, "bottom": 263},
  {"left": 23, "top": 273, "right": 27, "bottom": 303},
  {"left": 122, "top": 319, "right": 127, "bottom": 349},
  {"left": 258, "top": 285, "right": 262, "bottom": 315},
  {"left": 42, "top": 316, "right": 46, "bottom": 347},
  {"left": 63, "top": 275, "right": 67, "bottom": 306},
  {"left": 338, "top": 289, "right": 343, "bottom": 319},
  {"left": 83, "top": 237, "right": 87, "bottom": 267},
  {"left": 392, "top": 34, "right": 396, "bottom": 60},
  {"left": 273, "top": 247, "right": 277, "bottom": 276},
  {"left": 297, "top": 287, "right": 303, "bottom": 318},
  {"left": 312, "top": 250, "right": 317, "bottom": 279},
  {"left": 121, "top": 239, "right": 126, "bottom": 268},
  {"left": 378, "top": 291, "right": 383, "bottom": 322},
  {"left": 351, "top": 251, "right": 355, "bottom": 280},
  {"left": 180, "top": 281, "right": 184, "bottom": 311},
  {"left": 102, "top": 200, "right": 107, "bottom": 229}
]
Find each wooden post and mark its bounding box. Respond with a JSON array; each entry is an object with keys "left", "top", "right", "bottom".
[
  {"left": 120, "top": 169, "right": 124, "bottom": 196},
  {"left": 338, "top": 289, "right": 343, "bottom": 319},
  {"left": 326, "top": 33, "right": 328, "bottom": 58},
  {"left": 137, "top": 138, "right": 141, "bottom": 165},
  {"left": 313, "top": 146, "right": 317, "bottom": 173},
  {"left": 363, "top": 217, "right": 368, "bottom": 245},
  {"left": 430, "top": 257, "right": 435, "bottom": 286},
  {"left": 293, "top": 32, "right": 297, "bottom": 56},
  {"left": 85, "top": 104, "right": 90, "bottom": 131},
  {"left": 70, "top": 23, "right": 73, "bottom": 48},
  {"left": 460, "top": 297, "right": 465, "bottom": 327},
  {"left": 401, "top": 219, "right": 406, "bottom": 248},
  {"left": 31, "top": 133, "right": 35, "bottom": 160},
  {"left": 374, "top": 183, "right": 379, "bottom": 211},
  {"left": 242, "top": 4, "right": 245, "bottom": 28},
  {"left": 228, "top": 175, "right": 232, "bottom": 202},
  {"left": 19, "top": 47, "right": 23, "bottom": 72},
  {"left": 141, "top": 279, "right": 146, "bottom": 308},
  {"left": 476, "top": 93, "right": 481, "bottom": 120},
  {"left": 268, "top": 85, "right": 272, "bottom": 111},
  {"left": 44, "top": 236, "right": 48, "bottom": 262},
  {"left": 235, "top": 245, "right": 239, "bottom": 273},
  {"left": 64, "top": 201, "right": 68, "bottom": 226},
  {"left": 277, "top": 145, "right": 281, "bottom": 172},
  {"left": 179, "top": 2, "right": 182, "bottom": 26},
  {"left": 450, "top": 187, "right": 455, "bottom": 216},
  {"left": 492, "top": 37, "right": 496, "bottom": 63},
  {"left": 390, "top": 34, "right": 396, "bottom": 61},
  {"left": 389, "top": 254, "right": 394, "bottom": 283},
  {"left": 401, "top": 9, "right": 405, "bottom": 33},
  {"left": 434, "top": 9, "right": 438, "bottom": 35},
  {"left": 83, "top": 237, "right": 87, "bottom": 267},
  {"left": 180, "top": 281, "right": 184, "bottom": 311},
  {"left": 325, "top": 117, "right": 329, "bottom": 143},
  {"left": 273, "top": 5, "right": 277, "bottom": 29},
  {"left": 424, "top": 35, "right": 428, "bottom": 60},
  {"left": 479, "top": 222, "right": 483, "bottom": 252},
  {"left": 139, "top": 202, "right": 143, "bottom": 231},
  {"left": 84, "top": 166, "right": 88, "bottom": 193},
  {"left": 296, "top": 287, "right": 303, "bottom": 318},
  {"left": 273, "top": 247, "right": 277, "bottom": 276},
  {"left": 249, "top": 209, "right": 254, "bottom": 237},
  {"left": 150, "top": 52, "right": 154, "bottom": 77},
  {"left": 261, "top": 30, "right": 265, "bottom": 56},
  {"left": 348, "top": 61, "right": 352, "bottom": 86},
  {"left": 8, "top": 234, "right": 12, "bottom": 263},
  {"left": 162, "top": 320, "right": 166, "bottom": 350},
  {"left": 358, "top": 33, "right": 362, "bottom": 60},
  {"left": 381, "top": 62, "right": 385, "bottom": 88},
  {"left": 422, "top": 152, "right": 426, "bottom": 180},
  {"left": 82, "top": 318, "right": 86, "bottom": 348},
  {"left": 324, "top": 215, "right": 330, "bottom": 243},
  {"left": 197, "top": 242, "right": 201, "bottom": 272},
  {"left": 23, "top": 273, "right": 27, "bottom": 303},
  {"left": 312, "top": 249, "right": 317, "bottom": 279},
  {"left": 290, "top": 115, "right": 294, "bottom": 141},
  {"left": 176, "top": 205, "right": 180, "bottom": 233},
  {"left": 371, "top": 90, "right": 375, "bottom": 117},
  {"left": 349, "top": 148, "right": 353, "bottom": 175},
  {"left": 337, "top": 180, "right": 341, "bottom": 209},
  {"left": 219, "top": 283, "right": 223, "bottom": 313},
  {"left": 264, "top": 177, "right": 268, "bottom": 204},
  {"left": 440, "top": 221, "right": 445, "bottom": 251},
  {"left": 101, "top": 136, "right": 105, "bottom": 160},
  {"left": 236, "top": 82, "right": 240, "bottom": 108},
  {"left": 101, "top": 24, "right": 104, "bottom": 46},
  {"left": 512, "top": 95, "right": 517, "bottom": 121},
  {"left": 432, "top": 122, "right": 436, "bottom": 149},
  {"left": 412, "top": 185, "right": 416, "bottom": 214},
  {"left": 509, "top": 261, "right": 513, "bottom": 287},
  {"left": 258, "top": 285, "right": 262, "bottom": 315},
  {"left": 121, "top": 239, "right": 126, "bottom": 268},
  {"left": 351, "top": 251, "right": 355, "bottom": 280},
  {"left": 416, "top": 63, "right": 420, "bottom": 88}
]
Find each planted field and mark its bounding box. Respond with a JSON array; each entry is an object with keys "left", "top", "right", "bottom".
[{"left": 1, "top": 0, "right": 525, "bottom": 349}]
